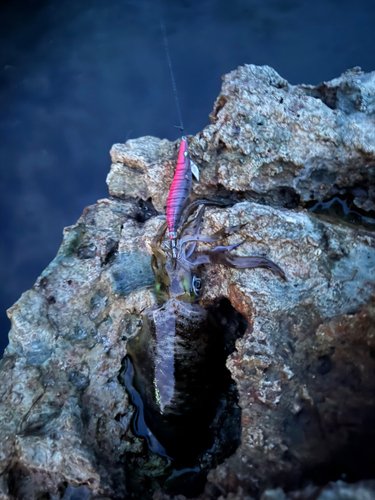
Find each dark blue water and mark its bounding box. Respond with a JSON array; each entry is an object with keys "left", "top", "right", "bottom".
[
  {"left": 120, "top": 356, "right": 172, "bottom": 460},
  {"left": 1, "top": 0, "right": 375, "bottom": 356}
]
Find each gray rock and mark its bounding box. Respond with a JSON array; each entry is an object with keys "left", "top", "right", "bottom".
[
  {"left": 0, "top": 65, "right": 374, "bottom": 500},
  {"left": 25, "top": 340, "right": 51, "bottom": 366},
  {"left": 110, "top": 251, "right": 154, "bottom": 297},
  {"left": 262, "top": 480, "right": 375, "bottom": 500}
]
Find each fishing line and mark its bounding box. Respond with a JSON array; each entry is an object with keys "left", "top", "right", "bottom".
[{"left": 160, "top": 18, "right": 184, "bottom": 132}]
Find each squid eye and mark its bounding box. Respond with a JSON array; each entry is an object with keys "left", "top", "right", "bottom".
[{"left": 192, "top": 275, "right": 202, "bottom": 296}]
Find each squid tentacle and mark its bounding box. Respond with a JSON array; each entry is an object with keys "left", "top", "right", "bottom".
[
  {"left": 151, "top": 220, "right": 168, "bottom": 263},
  {"left": 208, "top": 241, "right": 245, "bottom": 253},
  {"left": 152, "top": 220, "right": 168, "bottom": 246},
  {"left": 180, "top": 205, "right": 206, "bottom": 235},
  {"left": 179, "top": 224, "right": 246, "bottom": 247},
  {"left": 187, "top": 241, "right": 244, "bottom": 265},
  {"left": 178, "top": 199, "right": 231, "bottom": 229},
  {"left": 190, "top": 250, "right": 286, "bottom": 280},
  {"left": 184, "top": 206, "right": 206, "bottom": 259}
]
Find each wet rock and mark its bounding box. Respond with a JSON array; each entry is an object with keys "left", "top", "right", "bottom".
[
  {"left": 59, "top": 484, "right": 92, "bottom": 500},
  {"left": 0, "top": 66, "right": 375, "bottom": 499}
]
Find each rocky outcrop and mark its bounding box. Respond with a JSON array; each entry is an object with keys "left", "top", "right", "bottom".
[
  {"left": 108, "top": 66, "right": 375, "bottom": 212},
  {"left": 0, "top": 65, "right": 374, "bottom": 500}
]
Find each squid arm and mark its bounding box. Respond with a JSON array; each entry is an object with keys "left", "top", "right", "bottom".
[
  {"left": 179, "top": 224, "right": 247, "bottom": 247},
  {"left": 181, "top": 206, "right": 206, "bottom": 259},
  {"left": 190, "top": 247, "right": 286, "bottom": 280},
  {"left": 151, "top": 220, "right": 168, "bottom": 264},
  {"left": 178, "top": 199, "right": 232, "bottom": 228}
]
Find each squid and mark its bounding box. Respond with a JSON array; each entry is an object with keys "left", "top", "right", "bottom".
[{"left": 125, "top": 137, "right": 286, "bottom": 462}]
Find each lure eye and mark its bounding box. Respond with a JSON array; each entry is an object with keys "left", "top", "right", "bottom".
[
  {"left": 184, "top": 151, "right": 188, "bottom": 157},
  {"left": 192, "top": 275, "right": 201, "bottom": 296}
]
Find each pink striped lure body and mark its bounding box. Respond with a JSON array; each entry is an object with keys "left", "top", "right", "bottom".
[{"left": 166, "top": 136, "right": 191, "bottom": 241}]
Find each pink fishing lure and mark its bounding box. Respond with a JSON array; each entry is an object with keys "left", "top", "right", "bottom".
[{"left": 166, "top": 136, "right": 192, "bottom": 241}]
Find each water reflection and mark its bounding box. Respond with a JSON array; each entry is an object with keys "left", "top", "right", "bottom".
[{"left": 309, "top": 197, "right": 375, "bottom": 230}]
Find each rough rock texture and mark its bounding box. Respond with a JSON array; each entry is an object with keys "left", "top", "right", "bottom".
[
  {"left": 107, "top": 65, "right": 375, "bottom": 212},
  {"left": 0, "top": 65, "right": 375, "bottom": 500},
  {"left": 261, "top": 480, "right": 375, "bottom": 500}
]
